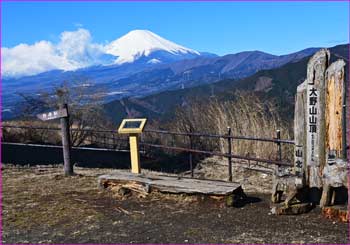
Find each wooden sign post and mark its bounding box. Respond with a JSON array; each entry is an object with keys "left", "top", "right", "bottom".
[
  {"left": 289, "top": 49, "right": 348, "bottom": 208},
  {"left": 37, "top": 104, "right": 73, "bottom": 176},
  {"left": 305, "top": 49, "right": 329, "bottom": 191},
  {"left": 325, "top": 60, "right": 346, "bottom": 160},
  {"left": 273, "top": 49, "right": 348, "bottom": 214},
  {"left": 320, "top": 59, "right": 347, "bottom": 207},
  {"left": 294, "top": 82, "right": 307, "bottom": 181},
  {"left": 59, "top": 104, "right": 73, "bottom": 176}
]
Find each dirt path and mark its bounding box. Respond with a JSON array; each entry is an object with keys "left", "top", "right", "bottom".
[{"left": 1, "top": 166, "right": 348, "bottom": 244}]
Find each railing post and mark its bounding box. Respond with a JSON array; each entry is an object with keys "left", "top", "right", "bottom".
[
  {"left": 276, "top": 130, "right": 282, "bottom": 161},
  {"left": 140, "top": 133, "right": 145, "bottom": 154},
  {"left": 274, "top": 129, "right": 282, "bottom": 176},
  {"left": 227, "top": 127, "right": 233, "bottom": 182},
  {"left": 271, "top": 129, "right": 282, "bottom": 203},
  {"left": 189, "top": 134, "right": 194, "bottom": 178}
]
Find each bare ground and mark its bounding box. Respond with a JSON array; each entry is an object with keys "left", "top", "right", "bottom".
[{"left": 1, "top": 165, "right": 348, "bottom": 244}]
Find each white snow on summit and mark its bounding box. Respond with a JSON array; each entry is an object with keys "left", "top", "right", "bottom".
[{"left": 105, "top": 30, "right": 200, "bottom": 64}]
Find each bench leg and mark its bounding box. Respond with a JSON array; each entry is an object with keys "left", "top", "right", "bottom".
[{"left": 271, "top": 182, "right": 283, "bottom": 203}]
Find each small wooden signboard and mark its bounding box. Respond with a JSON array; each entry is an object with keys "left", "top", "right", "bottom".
[{"left": 36, "top": 108, "right": 68, "bottom": 121}]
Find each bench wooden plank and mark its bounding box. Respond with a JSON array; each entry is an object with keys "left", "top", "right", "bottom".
[{"left": 98, "top": 171, "right": 242, "bottom": 196}]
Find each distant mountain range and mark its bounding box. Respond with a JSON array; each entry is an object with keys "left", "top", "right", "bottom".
[
  {"left": 109, "top": 46, "right": 319, "bottom": 97},
  {"left": 103, "top": 44, "right": 349, "bottom": 125},
  {"left": 3, "top": 29, "right": 346, "bottom": 120}
]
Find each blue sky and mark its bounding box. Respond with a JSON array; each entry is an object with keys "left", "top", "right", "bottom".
[{"left": 2, "top": 1, "right": 349, "bottom": 55}]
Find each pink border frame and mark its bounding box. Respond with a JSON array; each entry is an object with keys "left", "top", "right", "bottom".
[{"left": 0, "top": 1, "right": 349, "bottom": 244}]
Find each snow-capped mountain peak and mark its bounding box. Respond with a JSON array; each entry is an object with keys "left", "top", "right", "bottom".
[{"left": 105, "top": 29, "right": 200, "bottom": 64}]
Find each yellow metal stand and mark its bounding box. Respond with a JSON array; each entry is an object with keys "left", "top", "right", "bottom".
[
  {"left": 118, "top": 118, "right": 147, "bottom": 174},
  {"left": 129, "top": 133, "right": 141, "bottom": 174}
]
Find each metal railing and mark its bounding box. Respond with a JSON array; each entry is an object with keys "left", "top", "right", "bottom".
[
  {"left": 142, "top": 128, "right": 294, "bottom": 180},
  {"left": 1, "top": 124, "right": 129, "bottom": 150},
  {"left": 1, "top": 124, "right": 295, "bottom": 181}
]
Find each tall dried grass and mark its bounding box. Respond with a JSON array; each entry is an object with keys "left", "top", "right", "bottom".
[{"left": 169, "top": 91, "right": 293, "bottom": 161}]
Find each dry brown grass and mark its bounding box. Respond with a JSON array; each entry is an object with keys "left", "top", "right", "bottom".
[
  {"left": 2, "top": 120, "right": 61, "bottom": 144},
  {"left": 170, "top": 92, "right": 293, "bottom": 161}
]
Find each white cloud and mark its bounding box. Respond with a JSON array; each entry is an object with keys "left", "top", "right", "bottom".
[
  {"left": 57, "top": 28, "right": 110, "bottom": 67},
  {"left": 2, "top": 41, "right": 74, "bottom": 77},
  {"left": 1, "top": 28, "right": 114, "bottom": 78}
]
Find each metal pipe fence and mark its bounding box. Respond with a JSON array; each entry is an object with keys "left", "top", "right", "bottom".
[
  {"left": 1, "top": 124, "right": 295, "bottom": 181},
  {"left": 144, "top": 129, "right": 295, "bottom": 144}
]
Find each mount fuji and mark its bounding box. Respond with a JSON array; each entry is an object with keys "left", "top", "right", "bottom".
[{"left": 105, "top": 30, "right": 202, "bottom": 65}]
